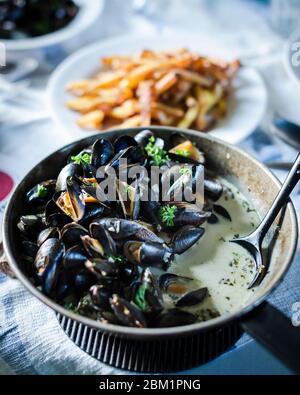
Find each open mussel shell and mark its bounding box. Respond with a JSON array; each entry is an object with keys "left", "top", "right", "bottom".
[
  {"left": 169, "top": 133, "right": 205, "bottom": 164},
  {"left": 89, "top": 222, "right": 117, "bottom": 256},
  {"left": 56, "top": 163, "right": 83, "bottom": 192},
  {"left": 171, "top": 225, "right": 205, "bottom": 254},
  {"left": 85, "top": 259, "right": 119, "bottom": 280},
  {"left": 116, "top": 180, "right": 141, "bottom": 220},
  {"left": 26, "top": 179, "right": 56, "bottom": 205},
  {"left": 63, "top": 245, "right": 87, "bottom": 270},
  {"left": 134, "top": 129, "right": 153, "bottom": 147},
  {"left": 60, "top": 223, "right": 88, "bottom": 249},
  {"left": 40, "top": 240, "right": 65, "bottom": 297},
  {"left": 124, "top": 241, "right": 173, "bottom": 268},
  {"left": 54, "top": 177, "right": 85, "bottom": 222},
  {"left": 158, "top": 273, "right": 193, "bottom": 294},
  {"left": 81, "top": 235, "right": 105, "bottom": 258},
  {"left": 110, "top": 294, "right": 147, "bottom": 328},
  {"left": 175, "top": 287, "right": 208, "bottom": 308},
  {"left": 154, "top": 308, "right": 197, "bottom": 328}
]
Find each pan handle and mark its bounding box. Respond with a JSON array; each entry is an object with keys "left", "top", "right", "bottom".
[{"left": 240, "top": 301, "right": 300, "bottom": 374}]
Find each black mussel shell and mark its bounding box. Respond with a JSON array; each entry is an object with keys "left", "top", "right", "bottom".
[
  {"left": 79, "top": 203, "right": 109, "bottom": 225},
  {"left": 119, "top": 262, "right": 140, "bottom": 285},
  {"left": 175, "top": 287, "right": 208, "bottom": 308},
  {"left": 90, "top": 285, "right": 113, "bottom": 312},
  {"left": 40, "top": 240, "right": 65, "bottom": 297},
  {"left": 213, "top": 204, "right": 231, "bottom": 221},
  {"left": 204, "top": 178, "right": 223, "bottom": 201},
  {"left": 134, "top": 129, "right": 153, "bottom": 147},
  {"left": 207, "top": 213, "right": 218, "bottom": 224},
  {"left": 60, "top": 222, "right": 88, "bottom": 249},
  {"left": 37, "top": 227, "right": 60, "bottom": 247},
  {"left": 158, "top": 273, "right": 192, "bottom": 293},
  {"left": 171, "top": 226, "right": 205, "bottom": 254},
  {"left": 96, "top": 218, "right": 164, "bottom": 244},
  {"left": 64, "top": 245, "right": 87, "bottom": 270},
  {"left": 21, "top": 240, "right": 38, "bottom": 260},
  {"left": 154, "top": 309, "right": 197, "bottom": 327},
  {"left": 26, "top": 180, "right": 56, "bottom": 205},
  {"left": 124, "top": 241, "right": 173, "bottom": 268},
  {"left": 75, "top": 270, "right": 97, "bottom": 299},
  {"left": 85, "top": 259, "right": 119, "bottom": 279},
  {"left": 46, "top": 212, "right": 71, "bottom": 229},
  {"left": 110, "top": 294, "right": 147, "bottom": 328},
  {"left": 17, "top": 214, "right": 45, "bottom": 236},
  {"left": 114, "top": 135, "right": 137, "bottom": 154},
  {"left": 81, "top": 235, "right": 105, "bottom": 258},
  {"left": 56, "top": 163, "right": 83, "bottom": 192},
  {"left": 92, "top": 138, "right": 114, "bottom": 169},
  {"left": 34, "top": 238, "right": 61, "bottom": 274},
  {"left": 89, "top": 222, "right": 117, "bottom": 256}
]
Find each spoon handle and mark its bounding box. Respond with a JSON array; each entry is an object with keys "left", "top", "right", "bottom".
[{"left": 257, "top": 152, "right": 300, "bottom": 242}]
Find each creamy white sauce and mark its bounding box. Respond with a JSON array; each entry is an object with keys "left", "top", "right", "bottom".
[{"left": 170, "top": 178, "right": 260, "bottom": 321}]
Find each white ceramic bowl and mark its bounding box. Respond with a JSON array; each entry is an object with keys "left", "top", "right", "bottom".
[{"left": 1, "top": 0, "right": 105, "bottom": 60}]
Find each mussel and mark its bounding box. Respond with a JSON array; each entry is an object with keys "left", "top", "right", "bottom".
[
  {"left": 124, "top": 241, "right": 173, "bottom": 268},
  {"left": 110, "top": 294, "right": 147, "bottom": 328}
]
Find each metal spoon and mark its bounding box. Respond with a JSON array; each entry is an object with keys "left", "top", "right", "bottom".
[{"left": 231, "top": 152, "right": 300, "bottom": 288}]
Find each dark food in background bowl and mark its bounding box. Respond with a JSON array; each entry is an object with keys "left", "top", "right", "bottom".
[
  {"left": 0, "top": 0, "right": 79, "bottom": 39},
  {"left": 17, "top": 129, "right": 238, "bottom": 328}
]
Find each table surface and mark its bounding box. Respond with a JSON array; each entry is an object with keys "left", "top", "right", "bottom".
[{"left": 1, "top": 0, "right": 300, "bottom": 375}]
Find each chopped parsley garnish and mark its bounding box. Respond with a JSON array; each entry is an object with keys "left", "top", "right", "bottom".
[
  {"left": 71, "top": 152, "right": 91, "bottom": 166},
  {"left": 108, "top": 254, "right": 125, "bottom": 264},
  {"left": 179, "top": 166, "right": 192, "bottom": 176},
  {"left": 160, "top": 204, "right": 177, "bottom": 227},
  {"left": 175, "top": 149, "right": 191, "bottom": 158},
  {"left": 134, "top": 283, "right": 148, "bottom": 310},
  {"left": 36, "top": 184, "right": 47, "bottom": 198},
  {"left": 145, "top": 136, "right": 169, "bottom": 166}
]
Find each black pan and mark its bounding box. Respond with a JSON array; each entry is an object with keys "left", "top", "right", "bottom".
[{"left": 2, "top": 126, "right": 300, "bottom": 373}]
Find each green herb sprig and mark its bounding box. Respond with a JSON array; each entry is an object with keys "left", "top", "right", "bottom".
[
  {"left": 71, "top": 152, "right": 91, "bottom": 166},
  {"left": 36, "top": 184, "right": 47, "bottom": 198},
  {"left": 134, "top": 283, "right": 148, "bottom": 310},
  {"left": 160, "top": 204, "right": 178, "bottom": 227},
  {"left": 175, "top": 149, "right": 191, "bottom": 158},
  {"left": 145, "top": 136, "right": 169, "bottom": 166}
]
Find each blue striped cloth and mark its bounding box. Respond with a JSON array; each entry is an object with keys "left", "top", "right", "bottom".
[{"left": 1, "top": 129, "right": 300, "bottom": 375}]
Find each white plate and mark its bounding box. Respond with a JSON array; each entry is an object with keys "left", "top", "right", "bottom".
[{"left": 47, "top": 33, "right": 267, "bottom": 144}]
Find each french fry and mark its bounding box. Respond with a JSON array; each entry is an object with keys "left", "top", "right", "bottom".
[
  {"left": 178, "top": 104, "right": 199, "bottom": 129},
  {"left": 118, "top": 115, "right": 141, "bottom": 128},
  {"left": 137, "top": 81, "right": 154, "bottom": 126},
  {"left": 155, "top": 72, "right": 178, "bottom": 95},
  {"left": 110, "top": 99, "right": 140, "bottom": 119},
  {"left": 77, "top": 110, "right": 105, "bottom": 129},
  {"left": 65, "top": 49, "right": 238, "bottom": 133}
]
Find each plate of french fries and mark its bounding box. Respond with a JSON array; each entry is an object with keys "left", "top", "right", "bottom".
[{"left": 47, "top": 34, "right": 267, "bottom": 143}]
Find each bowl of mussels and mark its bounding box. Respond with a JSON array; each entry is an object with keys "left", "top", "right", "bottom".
[{"left": 3, "top": 126, "right": 300, "bottom": 372}]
